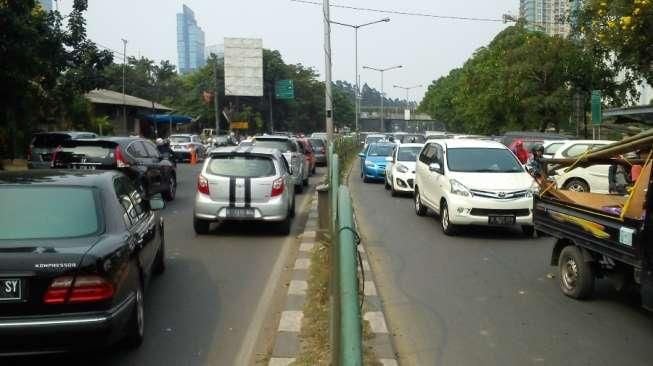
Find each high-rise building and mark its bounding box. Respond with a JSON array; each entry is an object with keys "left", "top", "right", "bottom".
[
  {"left": 519, "top": 0, "right": 571, "bottom": 37},
  {"left": 176, "top": 5, "right": 206, "bottom": 74},
  {"left": 205, "top": 44, "right": 224, "bottom": 60},
  {"left": 37, "top": 0, "right": 53, "bottom": 11}
]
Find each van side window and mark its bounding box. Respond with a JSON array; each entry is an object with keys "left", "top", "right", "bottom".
[{"left": 419, "top": 144, "right": 433, "bottom": 164}]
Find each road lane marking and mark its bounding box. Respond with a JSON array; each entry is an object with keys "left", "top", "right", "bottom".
[
  {"left": 299, "top": 242, "right": 314, "bottom": 252},
  {"left": 294, "top": 258, "right": 311, "bottom": 270},
  {"left": 362, "top": 259, "right": 371, "bottom": 271},
  {"left": 364, "top": 280, "right": 377, "bottom": 296},
  {"left": 278, "top": 311, "right": 303, "bottom": 332},
  {"left": 288, "top": 280, "right": 308, "bottom": 295},
  {"left": 380, "top": 359, "right": 399, "bottom": 366},
  {"left": 268, "top": 358, "right": 296, "bottom": 366},
  {"left": 301, "top": 230, "right": 316, "bottom": 239}
]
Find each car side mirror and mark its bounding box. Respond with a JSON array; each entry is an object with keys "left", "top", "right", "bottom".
[
  {"left": 385, "top": 156, "right": 393, "bottom": 162},
  {"left": 149, "top": 195, "right": 165, "bottom": 211},
  {"left": 358, "top": 152, "right": 365, "bottom": 158},
  {"left": 429, "top": 163, "right": 442, "bottom": 173}
]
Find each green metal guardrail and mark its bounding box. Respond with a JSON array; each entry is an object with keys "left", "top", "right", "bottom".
[{"left": 328, "top": 137, "right": 363, "bottom": 366}]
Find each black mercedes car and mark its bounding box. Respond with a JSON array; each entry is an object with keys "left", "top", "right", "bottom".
[
  {"left": 51, "top": 137, "right": 177, "bottom": 201},
  {"left": 0, "top": 170, "right": 165, "bottom": 355}
]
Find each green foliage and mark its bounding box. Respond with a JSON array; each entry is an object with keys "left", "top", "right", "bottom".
[
  {"left": 0, "top": 0, "right": 113, "bottom": 158},
  {"left": 418, "top": 23, "right": 636, "bottom": 135}
]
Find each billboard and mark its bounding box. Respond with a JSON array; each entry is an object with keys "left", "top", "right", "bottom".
[{"left": 224, "top": 37, "right": 263, "bottom": 97}]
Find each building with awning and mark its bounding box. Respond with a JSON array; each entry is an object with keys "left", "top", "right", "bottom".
[{"left": 85, "top": 89, "right": 173, "bottom": 137}]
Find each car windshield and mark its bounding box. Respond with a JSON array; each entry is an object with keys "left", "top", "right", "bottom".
[
  {"left": 0, "top": 187, "right": 99, "bottom": 240},
  {"left": 170, "top": 136, "right": 191, "bottom": 143},
  {"left": 397, "top": 146, "right": 422, "bottom": 162},
  {"left": 545, "top": 143, "right": 564, "bottom": 155},
  {"left": 368, "top": 145, "right": 394, "bottom": 157},
  {"left": 208, "top": 156, "right": 276, "bottom": 177},
  {"left": 254, "top": 139, "right": 296, "bottom": 152},
  {"left": 447, "top": 148, "right": 523, "bottom": 173},
  {"left": 366, "top": 136, "right": 384, "bottom": 144}
]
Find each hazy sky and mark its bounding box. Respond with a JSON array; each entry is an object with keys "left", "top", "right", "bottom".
[{"left": 59, "top": 0, "right": 517, "bottom": 101}]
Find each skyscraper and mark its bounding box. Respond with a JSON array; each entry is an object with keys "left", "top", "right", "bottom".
[
  {"left": 519, "top": 0, "right": 571, "bottom": 37},
  {"left": 37, "top": 0, "right": 53, "bottom": 11},
  {"left": 176, "top": 5, "right": 206, "bottom": 74}
]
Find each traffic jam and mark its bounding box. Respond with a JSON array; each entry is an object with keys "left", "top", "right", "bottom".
[
  {"left": 357, "top": 130, "right": 652, "bottom": 307},
  {"left": 0, "top": 131, "right": 327, "bottom": 355}
]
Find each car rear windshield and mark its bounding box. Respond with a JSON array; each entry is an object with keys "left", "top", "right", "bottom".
[
  {"left": 60, "top": 145, "right": 114, "bottom": 159},
  {"left": 309, "top": 138, "right": 325, "bottom": 147},
  {"left": 399, "top": 135, "right": 426, "bottom": 143},
  {"left": 32, "top": 133, "right": 72, "bottom": 148},
  {"left": 366, "top": 136, "right": 384, "bottom": 144},
  {"left": 170, "top": 136, "right": 191, "bottom": 143},
  {"left": 397, "top": 146, "right": 422, "bottom": 161},
  {"left": 447, "top": 148, "right": 523, "bottom": 173},
  {"left": 207, "top": 155, "right": 276, "bottom": 177},
  {"left": 368, "top": 145, "right": 394, "bottom": 157},
  {"left": 254, "top": 139, "right": 296, "bottom": 152},
  {"left": 0, "top": 187, "right": 100, "bottom": 240}
]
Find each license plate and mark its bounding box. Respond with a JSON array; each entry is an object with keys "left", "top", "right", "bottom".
[
  {"left": 0, "top": 279, "right": 22, "bottom": 302},
  {"left": 71, "top": 164, "right": 96, "bottom": 170},
  {"left": 226, "top": 208, "right": 255, "bottom": 218},
  {"left": 488, "top": 215, "right": 516, "bottom": 225}
]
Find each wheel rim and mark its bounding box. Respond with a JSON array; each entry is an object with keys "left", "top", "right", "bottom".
[
  {"left": 442, "top": 206, "right": 450, "bottom": 230},
  {"left": 169, "top": 177, "right": 176, "bottom": 197},
  {"left": 136, "top": 289, "right": 144, "bottom": 336},
  {"left": 562, "top": 258, "right": 579, "bottom": 290},
  {"left": 415, "top": 193, "right": 421, "bottom": 211},
  {"left": 568, "top": 182, "right": 586, "bottom": 192}
]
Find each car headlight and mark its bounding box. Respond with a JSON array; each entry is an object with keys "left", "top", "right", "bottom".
[
  {"left": 450, "top": 179, "right": 471, "bottom": 197},
  {"left": 526, "top": 182, "right": 540, "bottom": 197},
  {"left": 365, "top": 160, "right": 376, "bottom": 168},
  {"left": 396, "top": 163, "right": 409, "bottom": 173}
]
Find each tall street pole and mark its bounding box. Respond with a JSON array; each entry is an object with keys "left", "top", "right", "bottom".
[
  {"left": 121, "top": 38, "right": 128, "bottom": 130},
  {"left": 363, "top": 64, "right": 402, "bottom": 133},
  {"left": 213, "top": 58, "right": 220, "bottom": 136},
  {"left": 323, "top": 0, "right": 334, "bottom": 140},
  {"left": 331, "top": 18, "right": 390, "bottom": 132}
]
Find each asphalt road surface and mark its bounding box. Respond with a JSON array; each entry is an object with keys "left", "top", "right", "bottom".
[
  {"left": 350, "top": 163, "right": 653, "bottom": 366},
  {"left": 9, "top": 163, "right": 318, "bottom": 366}
]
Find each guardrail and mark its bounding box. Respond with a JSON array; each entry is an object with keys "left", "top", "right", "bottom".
[{"left": 327, "top": 137, "right": 363, "bottom": 366}]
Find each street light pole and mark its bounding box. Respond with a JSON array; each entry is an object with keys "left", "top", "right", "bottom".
[
  {"left": 393, "top": 84, "right": 423, "bottom": 112},
  {"left": 121, "top": 38, "right": 128, "bottom": 130},
  {"left": 323, "top": 0, "right": 334, "bottom": 140},
  {"left": 330, "top": 18, "right": 390, "bottom": 132},
  {"left": 362, "top": 65, "right": 403, "bottom": 132}
]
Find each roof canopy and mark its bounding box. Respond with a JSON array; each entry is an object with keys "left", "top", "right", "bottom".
[
  {"left": 604, "top": 105, "right": 653, "bottom": 125},
  {"left": 144, "top": 114, "right": 193, "bottom": 125},
  {"left": 85, "top": 89, "right": 172, "bottom": 111}
]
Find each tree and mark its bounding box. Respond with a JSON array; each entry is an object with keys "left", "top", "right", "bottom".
[
  {"left": 577, "top": 0, "right": 653, "bottom": 85},
  {"left": 0, "top": 0, "right": 113, "bottom": 158}
]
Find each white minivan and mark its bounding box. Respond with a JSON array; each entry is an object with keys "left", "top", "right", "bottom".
[{"left": 413, "top": 139, "right": 537, "bottom": 236}]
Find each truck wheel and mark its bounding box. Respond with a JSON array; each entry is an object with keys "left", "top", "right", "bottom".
[{"left": 559, "top": 246, "right": 595, "bottom": 299}]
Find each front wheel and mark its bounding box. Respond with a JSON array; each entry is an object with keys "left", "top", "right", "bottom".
[
  {"left": 564, "top": 178, "right": 589, "bottom": 193},
  {"left": 414, "top": 189, "right": 427, "bottom": 216},
  {"left": 193, "top": 218, "right": 210, "bottom": 235},
  {"left": 124, "top": 282, "right": 145, "bottom": 348},
  {"left": 440, "top": 201, "right": 458, "bottom": 236},
  {"left": 559, "top": 246, "right": 595, "bottom": 299}
]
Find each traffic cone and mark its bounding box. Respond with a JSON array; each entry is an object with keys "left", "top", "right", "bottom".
[{"left": 190, "top": 147, "right": 197, "bottom": 165}]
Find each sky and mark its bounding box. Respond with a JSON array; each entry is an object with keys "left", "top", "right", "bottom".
[{"left": 59, "top": 0, "right": 517, "bottom": 102}]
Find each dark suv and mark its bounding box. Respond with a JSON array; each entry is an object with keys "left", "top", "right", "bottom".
[
  {"left": 51, "top": 137, "right": 177, "bottom": 201},
  {"left": 28, "top": 131, "right": 98, "bottom": 169}
]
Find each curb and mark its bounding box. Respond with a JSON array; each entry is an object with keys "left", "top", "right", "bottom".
[{"left": 268, "top": 194, "right": 319, "bottom": 366}]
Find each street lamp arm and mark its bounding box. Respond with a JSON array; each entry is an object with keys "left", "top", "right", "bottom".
[
  {"left": 362, "top": 65, "right": 382, "bottom": 72},
  {"left": 358, "top": 17, "right": 391, "bottom": 28},
  {"left": 329, "top": 20, "right": 356, "bottom": 28}
]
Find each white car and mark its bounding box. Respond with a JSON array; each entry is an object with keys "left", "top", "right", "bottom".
[
  {"left": 384, "top": 143, "right": 423, "bottom": 195},
  {"left": 364, "top": 134, "right": 386, "bottom": 148},
  {"left": 551, "top": 140, "right": 615, "bottom": 193},
  {"left": 413, "top": 139, "right": 537, "bottom": 236}
]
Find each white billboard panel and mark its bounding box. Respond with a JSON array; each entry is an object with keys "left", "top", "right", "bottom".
[{"left": 224, "top": 37, "right": 263, "bottom": 97}]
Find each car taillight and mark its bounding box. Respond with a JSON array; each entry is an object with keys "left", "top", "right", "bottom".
[
  {"left": 44, "top": 275, "right": 114, "bottom": 304},
  {"left": 198, "top": 175, "right": 210, "bottom": 195},
  {"left": 115, "top": 146, "right": 130, "bottom": 168},
  {"left": 271, "top": 177, "right": 284, "bottom": 197}
]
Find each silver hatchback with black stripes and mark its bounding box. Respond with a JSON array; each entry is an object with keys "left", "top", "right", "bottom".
[{"left": 193, "top": 146, "right": 296, "bottom": 235}]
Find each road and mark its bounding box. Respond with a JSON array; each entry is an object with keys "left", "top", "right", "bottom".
[
  {"left": 349, "top": 163, "right": 653, "bottom": 366},
  {"left": 12, "top": 163, "right": 318, "bottom": 366}
]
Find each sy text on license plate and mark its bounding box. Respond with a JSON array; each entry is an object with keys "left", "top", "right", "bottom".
[{"left": 0, "top": 279, "right": 22, "bottom": 301}]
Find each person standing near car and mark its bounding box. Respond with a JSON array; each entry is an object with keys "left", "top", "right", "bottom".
[
  {"left": 512, "top": 140, "right": 529, "bottom": 164},
  {"left": 527, "top": 144, "right": 545, "bottom": 178}
]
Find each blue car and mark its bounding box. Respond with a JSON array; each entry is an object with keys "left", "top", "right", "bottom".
[{"left": 359, "top": 143, "right": 396, "bottom": 183}]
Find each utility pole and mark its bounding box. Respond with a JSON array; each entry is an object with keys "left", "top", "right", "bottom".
[
  {"left": 213, "top": 57, "right": 220, "bottom": 136},
  {"left": 363, "top": 65, "right": 403, "bottom": 132},
  {"left": 121, "top": 38, "right": 128, "bottom": 130},
  {"left": 330, "top": 18, "right": 390, "bottom": 132},
  {"left": 269, "top": 84, "right": 275, "bottom": 133},
  {"left": 323, "top": 0, "right": 334, "bottom": 140}
]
